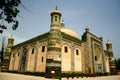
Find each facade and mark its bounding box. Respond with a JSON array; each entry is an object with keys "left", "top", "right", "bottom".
[{"left": 5, "top": 8, "right": 115, "bottom": 76}]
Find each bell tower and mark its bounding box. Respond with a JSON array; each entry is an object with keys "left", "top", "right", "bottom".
[{"left": 46, "top": 7, "right": 62, "bottom": 78}]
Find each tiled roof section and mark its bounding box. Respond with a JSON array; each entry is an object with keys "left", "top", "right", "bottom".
[
  {"left": 13, "top": 32, "right": 49, "bottom": 49},
  {"left": 12, "top": 31, "right": 82, "bottom": 49},
  {"left": 61, "top": 32, "right": 82, "bottom": 44}
]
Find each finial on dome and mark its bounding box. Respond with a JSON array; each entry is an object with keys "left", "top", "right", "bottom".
[
  {"left": 51, "top": 6, "right": 61, "bottom": 16},
  {"left": 55, "top": 6, "right": 58, "bottom": 10},
  {"left": 106, "top": 40, "right": 112, "bottom": 44}
]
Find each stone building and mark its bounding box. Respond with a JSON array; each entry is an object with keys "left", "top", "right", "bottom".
[{"left": 6, "top": 8, "right": 115, "bottom": 77}]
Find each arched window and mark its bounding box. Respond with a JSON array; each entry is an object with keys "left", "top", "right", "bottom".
[
  {"left": 95, "top": 56, "right": 97, "bottom": 61},
  {"left": 64, "top": 46, "right": 68, "bottom": 53},
  {"left": 32, "top": 48, "right": 34, "bottom": 54},
  {"left": 76, "top": 49, "right": 79, "bottom": 55},
  {"left": 18, "top": 52, "right": 20, "bottom": 56},
  {"left": 55, "top": 16, "right": 57, "bottom": 22},
  {"left": 42, "top": 46, "right": 45, "bottom": 52},
  {"left": 20, "top": 47, "right": 27, "bottom": 72},
  {"left": 41, "top": 56, "right": 44, "bottom": 62}
]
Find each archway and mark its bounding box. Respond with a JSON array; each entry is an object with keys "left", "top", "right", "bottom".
[{"left": 19, "top": 47, "right": 27, "bottom": 72}]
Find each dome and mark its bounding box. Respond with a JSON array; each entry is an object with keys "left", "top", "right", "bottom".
[
  {"left": 106, "top": 40, "right": 112, "bottom": 44},
  {"left": 51, "top": 7, "right": 61, "bottom": 16},
  {"left": 60, "top": 27, "right": 79, "bottom": 38}
]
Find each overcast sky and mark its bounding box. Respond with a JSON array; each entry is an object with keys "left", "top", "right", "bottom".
[{"left": 0, "top": 0, "right": 120, "bottom": 58}]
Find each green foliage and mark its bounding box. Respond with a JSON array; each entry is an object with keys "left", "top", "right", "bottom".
[
  {"left": 61, "top": 72, "right": 110, "bottom": 78},
  {"left": 0, "top": 0, "right": 21, "bottom": 33},
  {"left": 115, "top": 58, "right": 120, "bottom": 70},
  {"left": 24, "top": 71, "right": 45, "bottom": 77}
]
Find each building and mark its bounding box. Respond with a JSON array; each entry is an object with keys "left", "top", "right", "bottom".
[{"left": 5, "top": 8, "right": 115, "bottom": 77}]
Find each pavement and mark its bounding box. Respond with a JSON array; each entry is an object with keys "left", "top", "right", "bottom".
[{"left": 0, "top": 72, "right": 120, "bottom": 80}]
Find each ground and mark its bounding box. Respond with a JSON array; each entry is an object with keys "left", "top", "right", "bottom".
[{"left": 0, "top": 72, "right": 120, "bottom": 80}]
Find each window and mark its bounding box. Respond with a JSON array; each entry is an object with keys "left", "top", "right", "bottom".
[
  {"left": 18, "top": 52, "right": 20, "bottom": 56},
  {"left": 76, "top": 49, "right": 79, "bottom": 55},
  {"left": 64, "top": 46, "right": 68, "bottom": 53},
  {"left": 41, "top": 56, "right": 44, "bottom": 62},
  {"left": 13, "top": 53, "right": 14, "bottom": 57},
  {"left": 55, "top": 16, "right": 57, "bottom": 22},
  {"left": 32, "top": 48, "right": 34, "bottom": 54},
  {"left": 42, "top": 46, "right": 45, "bottom": 52},
  {"left": 95, "top": 56, "right": 97, "bottom": 61}
]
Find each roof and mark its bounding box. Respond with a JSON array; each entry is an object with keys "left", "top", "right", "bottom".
[
  {"left": 13, "top": 32, "right": 49, "bottom": 49},
  {"left": 12, "top": 31, "right": 82, "bottom": 49}
]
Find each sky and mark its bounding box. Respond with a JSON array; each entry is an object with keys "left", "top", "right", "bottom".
[{"left": 0, "top": 0, "right": 120, "bottom": 58}]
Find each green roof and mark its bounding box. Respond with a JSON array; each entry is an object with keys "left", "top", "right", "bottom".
[
  {"left": 13, "top": 32, "right": 49, "bottom": 49},
  {"left": 61, "top": 32, "right": 82, "bottom": 45},
  {"left": 12, "top": 31, "right": 82, "bottom": 49}
]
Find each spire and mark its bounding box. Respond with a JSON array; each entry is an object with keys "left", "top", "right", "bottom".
[{"left": 55, "top": 6, "right": 58, "bottom": 10}]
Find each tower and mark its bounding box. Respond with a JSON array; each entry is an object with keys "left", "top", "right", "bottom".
[
  {"left": 106, "top": 40, "right": 116, "bottom": 74},
  {"left": 46, "top": 7, "right": 62, "bottom": 78},
  {"left": 7, "top": 35, "right": 14, "bottom": 49},
  {"left": 2, "top": 35, "right": 14, "bottom": 71},
  {"left": 106, "top": 40, "right": 112, "bottom": 52}
]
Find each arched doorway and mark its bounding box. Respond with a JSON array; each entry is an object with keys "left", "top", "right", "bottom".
[{"left": 19, "top": 47, "right": 28, "bottom": 72}]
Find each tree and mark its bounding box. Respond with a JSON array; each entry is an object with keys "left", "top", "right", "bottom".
[
  {"left": 115, "top": 58, "right": 120, "bottom": 70},
  {"left": 0, "top": 0, "right": 21, "bottom": 33}
]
